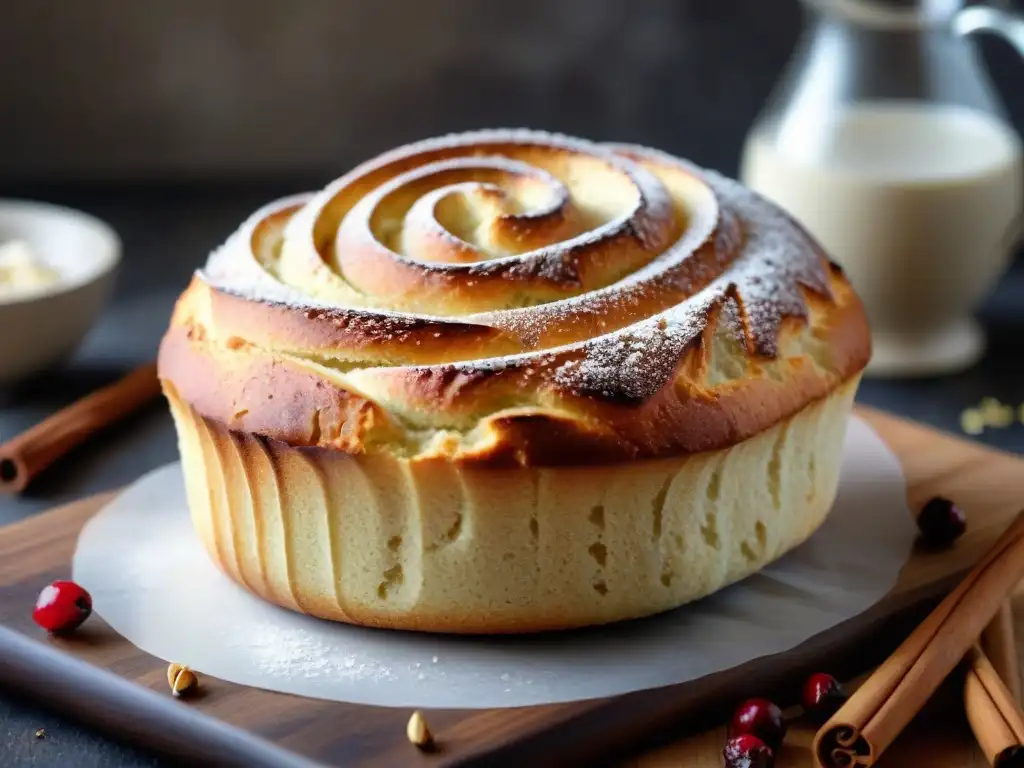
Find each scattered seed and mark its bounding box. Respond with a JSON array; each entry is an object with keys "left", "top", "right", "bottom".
[
  {"left": 960, "top": 397, "right": 1024, "bottom": 436},
  {"left": 406, "top": 711, "right": 434, "bottom": 749},
  {"left": 167, "top": 663, "right": 199, "bottom": 697},
  {"left": 960, "top": 408, "right": 985, "bottom": 435},
  {"left": 980, "top": 397, "right": 1015, "bottom": 427}
]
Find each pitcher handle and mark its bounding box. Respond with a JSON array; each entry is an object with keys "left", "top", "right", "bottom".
[
  {"left": 957, "top": 3, "right": 1024, "bottom": 247},
  {"left": 955, "top": 4, "right": 1024, "bottom": 57}
]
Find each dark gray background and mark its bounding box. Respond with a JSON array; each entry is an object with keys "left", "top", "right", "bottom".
[
  {"left": 1, "top": 1, "right": 1023, "bottom": 765},
  {"left": 4, "top": 0, "right": 806, "bottom": 181},
  {"left": 1, "top": 0, "right": 1022, "bottom": 183}
]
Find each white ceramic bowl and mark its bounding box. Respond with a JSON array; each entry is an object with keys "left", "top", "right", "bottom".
[{"left": 0, "top": 199, "right": 121, "bottom": 385}]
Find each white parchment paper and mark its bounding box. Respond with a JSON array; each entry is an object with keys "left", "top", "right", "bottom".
[{"left": 73, "top": 416, "right": 915, "bottom": 709}]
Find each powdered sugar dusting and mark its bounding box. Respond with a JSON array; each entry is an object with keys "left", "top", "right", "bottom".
[
  {"left": 709, "top": 168, "right": 831, "bottom": 356},
  {"left": 553, "top": 292, "right": 720, "bottom": 401},
  {"left": 195, "top": 129, "right": 833, "bottom": 403},
  {"left": 244, "top": 622, "right": 398, "bottom": 682}
]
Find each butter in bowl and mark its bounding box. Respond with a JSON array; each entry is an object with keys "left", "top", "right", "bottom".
[
  {"left": 0, "top": 239, "right": 62, "bottom": 298},
  {"left": 0, "top": 200, "right": 121, "bottom": 385}
]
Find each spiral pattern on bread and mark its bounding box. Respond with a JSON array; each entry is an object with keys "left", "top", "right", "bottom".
[{"left": 159, "top": 130, "right": 870, "bottom": 466}]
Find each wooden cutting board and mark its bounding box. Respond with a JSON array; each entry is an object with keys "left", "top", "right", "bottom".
[{"left": 0, "top": 406, "right": 1022, "bottom": 767}]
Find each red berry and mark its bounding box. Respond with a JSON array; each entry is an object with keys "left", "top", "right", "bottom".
[
  {"left": 916, "top": 497, "right": 966, "bottom": 548},
  {"left": 730, "top": 698, "right": 786, "bottom": 749},
  {"left": 723, "top": 734, "right": 774, "bottom": 768},
  {"left": 801, "top": 673, "right": 847, "bottom": 720},
  {"left": 997, "top": 745, "right": 1024, "bottom": 768},
  {"left": 32, "top": 580, "right": 92, "bottom": 634}
]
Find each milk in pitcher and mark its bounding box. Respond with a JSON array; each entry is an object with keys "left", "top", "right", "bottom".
[{"left": 742, "top": 102, "right": 1023, "bottom": 374}]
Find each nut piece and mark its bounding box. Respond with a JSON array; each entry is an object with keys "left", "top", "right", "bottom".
[
  {"left": 167, "top": 663, "right": 198, "bottom": 698},
  {"left": 406, "top": 710, "right": 434, "bottom": 750}
]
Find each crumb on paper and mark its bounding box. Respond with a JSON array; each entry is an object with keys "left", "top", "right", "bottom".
[{"left": 34, "top": 728, "right": 45, "bottom": 740}]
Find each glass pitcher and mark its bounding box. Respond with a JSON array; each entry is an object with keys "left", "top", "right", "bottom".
[{"left": 740, "top": 0, "right": 1024, "bottom": 377}]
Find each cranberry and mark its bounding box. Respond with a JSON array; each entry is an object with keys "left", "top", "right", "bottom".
[
  {"left": 730, "top": 697, "right": 786, "bottom": 749},
  {"left": 801, "top": 672, "right": 847, "bottom": 720},
  {"left": 32, "top": 580, "right": 92, "bottom": 634},
  {"left": 916, "top": 497, "right": 966, "bottom": 548},
  {"left": 723, "top": 734, "right": 774, "bottom": 768},
  {"left": 997, "top": 746, "right": 1024, "bottom": 768}
]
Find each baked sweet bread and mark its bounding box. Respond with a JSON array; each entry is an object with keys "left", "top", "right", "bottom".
[{"left": 157, "top": 130, "right": 871, "bottom": 633}]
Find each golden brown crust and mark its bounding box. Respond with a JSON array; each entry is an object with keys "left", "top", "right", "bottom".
[
  {"left": 157, "top": 130, "right": 871, "bottom": 466},
  {"left": 168, "top": 376, "right": 860, "bottom": 633}
]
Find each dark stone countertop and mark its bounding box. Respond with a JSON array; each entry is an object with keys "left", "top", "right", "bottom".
[{"left": 0, "top": 184, "right": 1022, "bottom": 766}]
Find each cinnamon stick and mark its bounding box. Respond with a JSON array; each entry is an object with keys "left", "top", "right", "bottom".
[
  {"left": 0, "top": 362, "right": 160, "bottom": 493},
  {"left": 813, "top": 510, "right": 1024, "bottom": 768},
  {"left": 964, "top": 644, "right": 1024, "bottom": 767},
  {"left": 983, "top": 602, "right": 1021, "bottom": 704}
]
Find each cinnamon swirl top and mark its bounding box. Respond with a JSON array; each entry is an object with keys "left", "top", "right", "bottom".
[{"left": 158, "top": 130, "right": 870, "bottom": 465}]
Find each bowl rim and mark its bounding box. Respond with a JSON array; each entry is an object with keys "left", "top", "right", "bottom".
[{"left": 0, "top": 197, "right": 122, "bottom": 306}]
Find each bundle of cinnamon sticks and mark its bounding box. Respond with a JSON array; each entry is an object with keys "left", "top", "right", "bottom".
[{"left": 814, "top": 512, "right": 1024, "bottom": 767}]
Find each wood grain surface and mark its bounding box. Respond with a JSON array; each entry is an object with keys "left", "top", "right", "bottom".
[{"left": 0, "top": 407, "right": 1022, "bottom": 767}]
